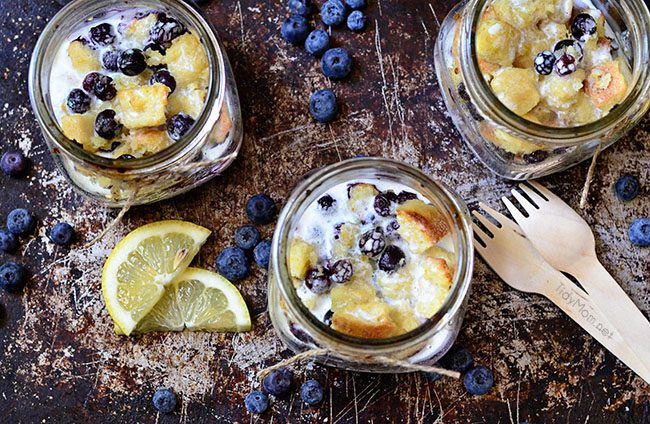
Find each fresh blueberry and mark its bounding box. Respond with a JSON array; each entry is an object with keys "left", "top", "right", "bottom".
[
  {"left": 66, "top": 89, "right": 91, "bottom": 114},
  {"left": 614, "top": 175, "right": 640, "bottom": 202},
  {"left": 0, "top": 230, "right": 18, "bottom": 253},
  {"left": 305, "top": 268, "right": 332, "bottom": 294},
  {"left": 373, "top": 193, "right": 393, "bottom": 217},
  {"left": 441, "top": 347, "right": 474, "bottom": 373},
  {"left": 347, "top": 11, "right": 366, "bottom": 31},
  {"left": 152, "top": 388, "right": 177, "bottom": 414},
  {"left": 555, "top": 54, "right": 577, "bottom": 76},
  {"left": 463, "top": 366, "right": 494, "bottom": 395},
  {"left": 0, "top": 262, "right": 27, "bottom": 293},
  {"left": 321, "top": 48, "right": 352, "bottom": 79},
  {"left": 309, "top": 89, "right": 338, "bottom": 123},
  {"left": 235, "top": 225, "right": 261, "bottom": 251},
  {"left": 167, "top": 113, "right": 195, "bottom": 141},
  {"left": 628, "top": 218, "right": 650, "bottom": 247},
  {"left": 89, "top": 23, "right": 116, "bottom": 46},
  {"left": 345, "top": 0, "right": 365, "bottom": 9},
  {"left": 1, "top": 150, "right": 29, "bottom": 177},
  {"left": 7, "top": 209, "right": 35, "bottom": 236},
  {"left": 321, "top": 0, "right": 346, "bottom": 27},
  {"left": 101, "top": 49, "right": 121, "bottom": 72},
  {"left": 378, "top": 245, "right": 406, "bottom": 273},
  {"left": 522, "top": 150, "right": 549, "bottom": 164},
  {"left": 329, "top": 259, "right": 353, "bottom": 283},
  {"left": 48, "top": 222, "right": 75, "bottom": 246},
  {"left": 244, "top": 391, "right": 269, "bottom": 414},
  {"left": 95, "top": 110, "right": 123, "bottom": 139},
  {"left": 215, "top": 247, "right": 250, "bottom": 281},
  {"left": 571, "top": 13, "right": 597, "bottom": 42},
  {"left": 150, "top": 69, "right": 177, "bottom": 93},
  {"left": 281, "top": 15, "right": 310, "bottom": 45},
  {"left": 246, "top": 194, "right": 277, "bottom": 225},
  {"left": 118, "top": 49, "right": 147, "bottom": 76},
  {"left": 253, "top": 239, "right": 272, "bottom": 269},
  {"left": 149, "top": 14, "right": 186, "bottom": 46},
  {"left": 397, "top": 191, "right": 418, "bottom": 203},
  {"left": 359, "top": 227, "right": 385, "bottom": 257},
  {"left": 262, "top": 368, "right": 293, "bottom": 396},
  {"left": 288, "top": 0, "right": 312, "bottom": 16},
  {"left": 300, "top": 379, "right": 324, "bottom": 405},
  {"left": 424, "top": 370, "right": 443, "bottom": 382},
  {"left": 83, "top": 72, "right": 117, "bottom": 101},
  {"left": 534, "top": 51, "right": 556, "bottom": 76},
  {"left": 317, "top": 194, "right": 337, "bottom": 212},
  {"left": 305, "top": 29, "right": 330, "bottom": 56}
]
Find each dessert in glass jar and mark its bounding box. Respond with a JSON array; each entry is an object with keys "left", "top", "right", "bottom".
[
  {"left": 29, "top": 0, "right": 243, "bottom": 206},
  {"left": 268, "top": 158, "right": 474, "bottom": 373},
  {"left": 435, "top": 0, "right": 650, "bottom": 179}
]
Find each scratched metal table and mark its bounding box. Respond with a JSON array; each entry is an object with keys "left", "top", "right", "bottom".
[{"left": 0, "top": 1, "right": 649, "bottom": 422}]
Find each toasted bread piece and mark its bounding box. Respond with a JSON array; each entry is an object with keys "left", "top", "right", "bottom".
[
  {"left": 166, "top": 33, "right": 210, "bottom": 87},
  {"left": 414, "top": 257, "right": 453, "bottom": 319},
  {"left": 493, "top": 0, "right": 557, "bottom": 29},
  {"left": 168, "top": 85, "right": 208, "bottom": 119},
  {"left": 61, "top": 113, "right": 113, "bottom": 152},
  {"left": 331, "top": 279, "right": 377, "bottom": 312},
  {"left": 115, "top": 83, "right": 170, "bottom": 129},
  {"left": 67, "top": 41, "right": 100, "bottom": 73},
  {"left": 540, "top": 69, "right": 586, "bottom": 111},
  {"left": 476, "top": 18, "right": 519, "bottom": 67},
  {"left": 396, "top": 200, "right": 449, "bottom": 254},
  {"left": 491, "top": 68, "right": 540, "bottom": 116},
  {"left": 586, "top": 60, "right": 628, "bottom": 111},
  {"left": 332, "top": 301, "right": 397, "bottom": 339},
  {"left": 288, "top": 237, "right": 318, "bottom": 280},
  {"left": 114, "top": 129, "right": 171, "bottom": 158},
  {"left": 376, "top": 266, "right": 412, "bottom": 301},
  {"left": 332, "top": 223, "right": 359, "bottom": 258},
  {"left": 124, "top": 13, "right": 158, "bottom": 45},
  {"left": 347, "top": 183, "right": 379, "bottom": 216},
  {"left": 113, "top": 72, "right": 151, "bottom": 91},
  {"left": 479, "top": 122, "right": 544, "bottom": 155},
  {"left": 389, "top": 301, "right": 421, "bottom": 334}
]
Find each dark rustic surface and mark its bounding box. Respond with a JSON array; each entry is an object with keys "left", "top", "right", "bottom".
[{"left": 0, "top": 0, "right": 649, "bottom": 423}]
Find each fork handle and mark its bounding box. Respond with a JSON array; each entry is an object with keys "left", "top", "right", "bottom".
[{"left": 572, "top": 258, "right": 650, "bottom": 361}]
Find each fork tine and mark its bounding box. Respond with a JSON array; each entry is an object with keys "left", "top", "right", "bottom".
[
  {"left": 502, "top": 196, "right": 527, "bottom": 225},
  {"left": 472, "top": 210, "right": 501, "bottom": 235},
  {"left": 518, "top": 183, "right": 548, "bottom": 207},
  {"left": 511, "top": 189, "right": 538, "bottom": 216},
  {"left": 527, "top": 180, "right": 560, "bottom": 202},
  {"left": 471, "top": 222, "right": 490, "bottom": 250},
  {"left": 478, "top": 202, "right": 522, "bottom": 233}
]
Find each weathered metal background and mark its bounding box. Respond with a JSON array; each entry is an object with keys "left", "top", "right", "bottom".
[{"left": 0, "top": 0, "right": 648, "bottom": 422}]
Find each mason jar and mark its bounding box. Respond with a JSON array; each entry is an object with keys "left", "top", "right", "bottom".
[
  {"left": 29, "top": 0, "right": 243, "bottom": 207},
  {"left": 267, "top": 158, "right": 474, "bottom": 373},
  {"left": 435, "top": 0, "right": 650, "bottom": 180}
]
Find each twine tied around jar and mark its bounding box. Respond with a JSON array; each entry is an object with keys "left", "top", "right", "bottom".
[
  {"left": 579, "top": 142, "right": 603, "bottom": 209},
  {"left": 256, "top": 348, "right": 461, "bottom": 379}
]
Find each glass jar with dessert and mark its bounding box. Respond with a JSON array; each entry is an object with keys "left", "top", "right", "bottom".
[
  {"left": 435, "top": 0, "right": 650, "bottom": 179},
  {"left": 267, "top": 158, "right": 474, "bottom": 373},
  {"left": 29, "top": 0, "right": 242, "bottom": 207}
]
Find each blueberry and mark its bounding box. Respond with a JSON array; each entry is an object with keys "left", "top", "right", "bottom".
[
  {"left": 534, "top": 51, "right": 556, "bottom": 76},
  {"left": 7, "top": 209, "right": 35, "bottom": 236},
  {"left": 244, "top": 391, "right": 268, "bottom": 414},
  {"left": 321, "top": 0, "right": 346, "bottom": 27},
  {"left": 0, "top": 230, "right": 18, "bottom": 253},
  {"left": 300, "top": 379, "right": 324, "bottom": 405},
  {"left": 571, "top": 13, "right": 597, "bottom": 42},
  {"left": 554, "top": 39, "right": 583, "bottom": 62},
  {"left": 150, "top": 69, "right": 177, "bottom": 93},
  {"left": 246, "top": 194, "right": 277, "bottom": 225},
  {"left": 101, "top": 49, "right": 120, "bottom": 72},
  {"left": 397, "top": 191, "right": 418, "bottom": 204},
  {"left": 345, "top": 0, "right": 365, "bottom": 9},
  {"left": 235, "top": 225, "right": 261, "bottom": 251},
  {"left": 522, "top": 150, "right": 549, "bottom": 164},
  {"left": 385, "top": 220, "right": 400, "bottom": 238},
  {"left": 628, "top": 218, "right": 650, "bottom": 247},
  {"left": 281, "top": 15, "right": 310, "bottom": 45},
  {"left": 118, "top": 49, "right": 147, "bottom": 76},
  {"left": 321, "top": 48, "right": 352, "bottom": 79},
  {"left": 614, "top": 175, "right": 640, "bottom": 202},
  {"left": 66, "top": 89, "right": 91, "bottom": 114},
  {"left": 323, "top": 310, "right": 334, "bottom": 326},
  {"left": 305, "top": 268, "right": 332, "bottom": 294},
  {"left": 309, "top": 89, "right": 338, "bottom": 123},
  {"left": 373, "top": 193, "right": 393, "bottom": 217},
  {"left": 48, "top": 222, "right": 75, "bottom": 246},
  {"left": 1, "top": 150, "right": 29, "bottom": 177},
  {"left": 347, "top": 11, "right": 366, "bottom": 31},
  {"left": 253, "top": 239, "right": 272, "bottom": 269},
  {"left": 378, "top": 245, "right": 406, "bottom": 273},
  {"left": 441, "top": 347, "right": 474, "bottom": 373},
  {"left": 215, "top": 246, "right": 250, "bottom": 281},
  {"left": 288, "top": 0, "right": 312, "bottom": 16},
  {"left": 305, "top": 29, "right": 330, "bottom": 57},
  {"left": 554, "top": 54, "right": 577, "bottom": 76},
  {"left": 83, "top": 72, "right": 116, "bottom": 101},
  {"left": 119, "top": 154, "right": 136, "bottom": 160},
  {"left": 329, "top": 259, "right": 353, "bottom": 283},
  {"left": 152, "top": 388, "right": 177, "bottom": 414},
  {"left": 0, "top": 262, "right": 27, "bottom": 293},
  {"left": 262, "top": 368, "right": 293, "bottom": 396},
  {"left": 89, "top": 23, "right": 115, "bottom": 46},
  {"left": 463, "top": 366, "right": 494, "bottom": 396},
  {"left": 359, "top": 227, "right": 385, "bottom": 257},
  {"left": 150, "top": 14, "right": 186, "bottom": 46},
  {"left": 317, "top": 194, "right": 337, "bottom": 212},
  {"left": 95, "top": 110, "right": 123, "bottom": 139},
  {"left": 167, "top": 113, "right": 195, "bottom": 141}
]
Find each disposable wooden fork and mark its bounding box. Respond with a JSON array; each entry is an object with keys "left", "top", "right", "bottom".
[
  {"left": 502, "top": 181, "right": 650, "bottom": 367},
  {"left": 472, "top": 203, "right": 650, "bottom": 384}
]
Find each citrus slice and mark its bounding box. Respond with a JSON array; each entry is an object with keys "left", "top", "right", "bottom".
[
  {"left": 102, "top": 220, "right": 211, "bottom": 336},
  {"left": 116, "top": 268, "right": 251, "bottom": 334}
]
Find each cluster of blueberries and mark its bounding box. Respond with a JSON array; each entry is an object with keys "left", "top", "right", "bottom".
[
  {"left": 424, "top": 345, "right": 494, "bottom": 396},
  {"left": 214, "top": 194, "right": 277, "bottom": 281},
  {"left": 0, "top": 150, "right": 76, "bottom": 295},
  {"left": 614, "top": 175, "right": 649, "bottom": 247},
  {"left": 280, "top": 0, "right": 368, "bottom": 123},
  {"left": 245, "top": 368, "right": 324, "bottom": 414}
]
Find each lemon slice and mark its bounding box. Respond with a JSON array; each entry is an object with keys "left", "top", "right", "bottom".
[
  {"left": 102, "top": 220, "right": 211, "bottom": 336},
  {"left": 116, "top": 268, "right": 251, "bottom": 335}
]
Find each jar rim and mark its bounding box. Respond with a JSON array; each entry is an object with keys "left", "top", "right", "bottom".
[
  {"left": 461, "top": 0, "right": 650, "bottom": 142},
  {"left": 27, "top": 0, "right": 227, "bottom": 174},
  {"left": 270, "top": 158, "right": 474, "bottom": 351}
]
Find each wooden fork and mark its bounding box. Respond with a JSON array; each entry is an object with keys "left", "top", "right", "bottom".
[
  {"left": 502, "top": 181, "right": 650, "bottom": 365},
  {"left": 472, "top": 203, "right": 650, "bottom": 384}
]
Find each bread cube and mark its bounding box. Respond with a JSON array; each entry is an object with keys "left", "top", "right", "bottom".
[
  {"left": 540, "top": 69, "right": 586, "bottom": 110},
  {"left": 480, "top": 122, "right": 544, "bottom": 155},
  {"left": 288, "top": 237, "right": 318, "bottom": 280},
  {"left": 166, "top": 33, "right": 210, "bottom": 87},
  {"left": 476, "top": 18, "right": 519, "bottom": 67},
  {"left": 332, "top": 301, "right": 397, "bottom": 339},
  {"left": 124, "top": 13, "right": 158, "bottom": 45},
  {"left": 167, "top": 85, "right": 207, "bottom": 119},
  {"left": 67, "top": 41, "right": 100, "bottom": 73},
  {"left": 113, "top": 72, "right": 151, "bottom": 91},
  {"left": 376, "top": 266, "right": 412, "bottom": 301},
  {"left": 414, "top": 257, "right": 453, "bottom": 319},
  {"left": 491, "top": 68, "right": 540, "bottom": 116},
  {"left": 331, "top": 279, "right": 377, "bottom": 312},
  {"left": 347, "top": 183, "right": 379, "bottom": 216},
  {"left": 114, "top": 129, "right": 171, "bottom": 158},
  {"left": 61, "top": 113, "right": 101, "bottom": 151},
  {"left": 115, "top": 83, "right": 170, "bottom": 129},
  {"left": 396, "top": 199, "right": 449, "bottom": 254},
  {"left": 586, "top": 60, "right": 628, "bottom": 111},
  {"left": 493, "top": 0, "right": 556, "bottom": 29},
  {"left": 389, "top": 301, "right": 421, "bottom": 334}
]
